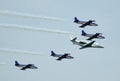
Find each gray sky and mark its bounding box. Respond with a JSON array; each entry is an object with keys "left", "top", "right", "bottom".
[{"left": 0, "top": 0, "right": 120, "bottom": 81}]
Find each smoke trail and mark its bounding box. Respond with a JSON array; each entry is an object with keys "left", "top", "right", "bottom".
[
  {"left": 0, "top": 11, "right": 65, "bottom": 22},
  {"left": 0, "top": 48, "right": 42, "bottom": 55},
  {"left": 0, "top": 23, "right": 74, "bottom": 35},
  {"left": 0, "top": 63, "right": 6, "bottom": 65}
]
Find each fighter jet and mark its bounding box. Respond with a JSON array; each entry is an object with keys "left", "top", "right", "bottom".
[
  {"left": 70, "top": 35, "right": 104, "bottom": 49},
  {"left": 74, "top": 17, "right": 98, "bottom": 28},
  {"left": 15, "top": 61, "right": 38, "bottom": 70},
  {"left": 51, "top": 51, "right": 74, "bottom": 61},
  {"left": 81, "top": 30, "right": 105, "bottom": 40}
]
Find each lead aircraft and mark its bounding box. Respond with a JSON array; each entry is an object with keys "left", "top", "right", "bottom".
[
  {"left": 70, "top": 35, "right": 104, "bottom": 49},
  {"left": 51, "top": 51, "right": 74, "bottom": 61},
  {"left": 81, "top": 30, "right": 105, "bottom": 40},
  {"left": 74, "top": 17, "right": 98, "bottom": 28},
  {"left": 15, "top": 61, "right": 38, "bottom": 70}
]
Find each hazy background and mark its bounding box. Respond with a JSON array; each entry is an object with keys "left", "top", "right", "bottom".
[{"left": 0, "top": 0, "right": 120, "bottom": 81}]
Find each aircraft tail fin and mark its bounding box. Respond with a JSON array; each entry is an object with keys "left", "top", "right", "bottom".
[
  {"left": 70, "top": 35, "right": 77, "bottom": 42},
  {"left": 15, "top": 60, "right": 19, "bottom": 66},
  {"left": 81, "top": 30, "right": 87, "bottom": 36},
  {"left": 51, "top": 51, "right": 56, "bottom": 56},
  {"left": 74, "top": 17, "right": 79, "bottom": 22}
]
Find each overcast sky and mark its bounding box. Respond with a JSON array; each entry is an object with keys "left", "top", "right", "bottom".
[{"left": 0, "top": 0, "right": 120, "bottom": 81}]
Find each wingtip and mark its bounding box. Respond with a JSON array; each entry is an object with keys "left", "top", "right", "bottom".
[{"left": 56, "top": 59, "right": 62, "bottom": 61}]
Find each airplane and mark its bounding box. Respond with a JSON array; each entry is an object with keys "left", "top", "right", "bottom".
[
  {"left": 81, "top": 30, "right": 105, "bottom": 40},
  {"left": 51, "top": 51, "right": 74, "bottom": 61},
  {"left": 70, "top": 35, "right": 104, "bottom": 49},
  {"left": 74, "top": 17, "right": 98, "bottom": 28},
  {"left": 15, "top": 61, "right": 38, "bottom": 70}
]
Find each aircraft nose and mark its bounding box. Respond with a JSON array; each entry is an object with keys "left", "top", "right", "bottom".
[
  {"left": 70, "top": 56, "right": 74, "bottom": 59},
  {"left": 99, "top": 46, "right": 104, "bottom": 48}
]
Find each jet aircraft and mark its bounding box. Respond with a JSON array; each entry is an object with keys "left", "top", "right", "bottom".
[
  {"left": 70, "top": 35, "right": 104, "bottom": 49},
  {"left": 15, "top": 61, "right": 38, "bottom": 70},
  {"left": 51, "top": 51, "right": 74, "bottom": 61},
  {"left": 81, "top": 30, "right": 105, "bottom": 40},
  {"left": 74, "top": 17, "right": 98, "bottom": 28}
]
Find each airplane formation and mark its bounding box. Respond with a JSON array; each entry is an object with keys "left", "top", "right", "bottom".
[
  {"left": 71, "top": 17, "right": 105, "bottom": 49},
  {"left": 15, "top": 17, "right": 105, "bottom": 70}
]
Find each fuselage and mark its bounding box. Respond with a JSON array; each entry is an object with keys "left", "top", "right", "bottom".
[
  {"left": 82, "top": 34, "right": 105, "bottom": 39},
  {"left": 51, "top": 54, "right": 73, "bottom": 59},
  {"left": 15, "top": 64, "right": 38, "bottom": 69},
  {"left": 75, "top": 21, "right": 98, "bottom": 26}
]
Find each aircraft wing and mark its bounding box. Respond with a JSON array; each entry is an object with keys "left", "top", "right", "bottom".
[
  {"left": 80, "top": 41, "right": 95, "bottom": 49},
  {"left": 86, "top": 41, "right": 95, "bottom": 47},
  {"left": 87, "top": 36, "right": 95, "bottom": 40},
  {"left": 81, "top": 20, "right": 93, "bottom": 27},
  {"left": 80, "top": 23, "right": 88, "bottom": 28},
  {"left": 87, "top": 33, "right": 100, "bottom": 40},
  {"left": 56, "top": 54, "right": 68, "bottom": 61},
  {"left": 20, "top": 64, "right": 32, "bottom": 70}
]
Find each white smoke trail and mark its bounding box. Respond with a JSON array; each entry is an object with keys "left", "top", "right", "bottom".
[
  {"left": 0, "top": 63, "right": 6, "bottom": 65},
  {"left": 0, "top": 48, "right": 42, "bottom": 55},
  {"left": 0, "top": 11, "right": 65, "bottom": 22},
  {"left": 0, "top": 23, "right": 74, "bottom": 35}
]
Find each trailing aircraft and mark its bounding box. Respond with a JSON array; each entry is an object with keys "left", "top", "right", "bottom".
[
  {"left": 74, "top": 17, "right": 98, "bottom": 28},
  {"left": 15, "top": 61, "right": 38, "bottom": 70},
  {"left": 70, "top": 35, "right": 104, "bottom": 49},
  {"left": 51, "top": 51, "right": 74, "bottom": 61},
  {"left": 81, "top": 30, "right": 105, "bottom": 40}
]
